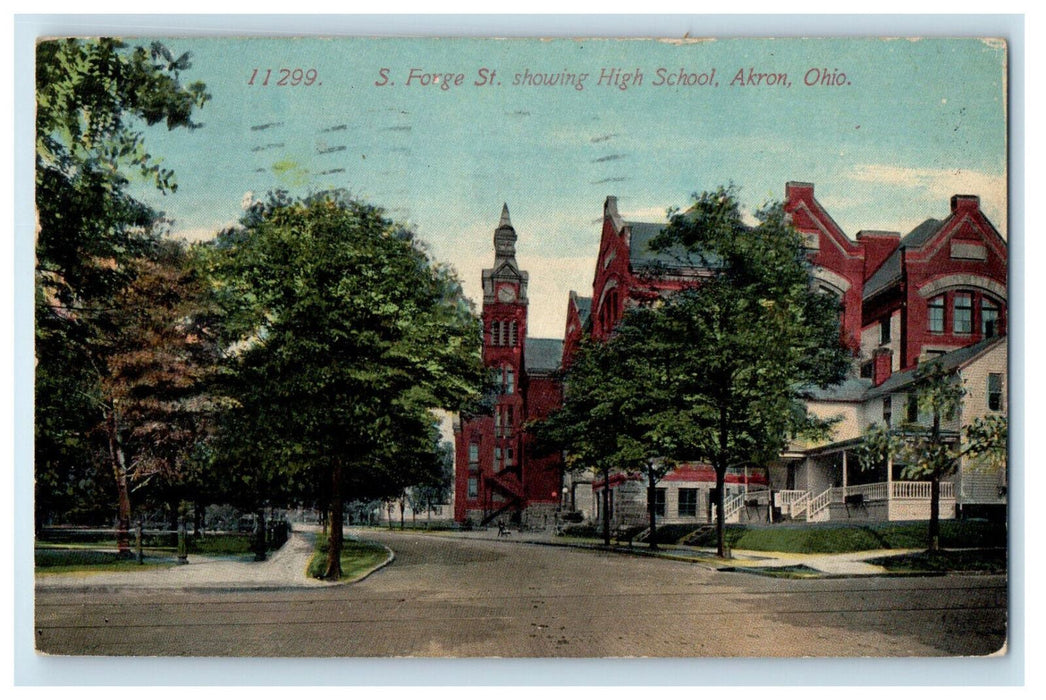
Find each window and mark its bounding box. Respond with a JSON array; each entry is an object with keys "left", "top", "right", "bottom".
[
  {"left": 467, "top": 477, "right": 478, "bottom": 499},
  {"left": 505, "top": 366, "right": 515, "bottom": 394},
  {"left": 500, "top": 320, "right": 509, "bottom": 346},
  {"left": 988, "top": 373, "right": 1003, "bottom": 411},
  {"left": 650, "top": 488, "right": 666, "bottom": 517},
  {"left": 906, "top": 394, "right": 919, "bottom": 423},
  {"left": 678, "top": 488, "right": 698, "bottom": 517},
  {"left": 953, "top": 293, "right": 973, "bottom": 334},
  {"left": 928, "top": 295, "right": 945, "bottom": 333},
  {"left": 505, "top": 448, "right": 514, "bottom": 468},
  {"left": 860, "top": 361, "right": 874, "bottom": 379},
  {"left": 494, "top": 410, "right": 502, "bottom": 438},
  {"left": 504, "top": 405, "right": 514, "bottom": 437},
  {"left": 468, "top": 443, "right": 479, "bottom": 465},
  {"left": 982, "top": 299, "right": 1000, "bottom": 337},
  {"left": 509, "top": 321, "right": 518, "bottom": 346},
  {"left": 491, "top": 321, "right": 501, "bottom": 346},
  {"left": 883, "top": 396, "right": 892, "bottom": 428},
  {"left": 879, "top": 317, "right": 891, "bottom": 344},
  {"left": 494, "top": 447, "right": 502, "bottom": 472}
]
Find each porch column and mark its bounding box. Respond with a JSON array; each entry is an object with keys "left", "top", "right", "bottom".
[
  {"left": 842, "top": 450, "right": 848, "bottom": 491},
  {"left": 886, "top": 454, "right": 894, "bottom": 521}
]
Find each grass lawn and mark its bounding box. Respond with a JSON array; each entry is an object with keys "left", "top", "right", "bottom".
[
  {"left": 34, "top": 547, "right": 174, "bottom": 574},
  {"left": 867, "top": 548, "right": 1007, "bottom": 574},
  {"left": 682, "top": 520, "right": 1006, "bottom": 554},
  {"left": 36, "top": 532, "right": 261, "bottom": 575},
  {"left": 306, "top": 537, "right": 389, "bottom": 581}
]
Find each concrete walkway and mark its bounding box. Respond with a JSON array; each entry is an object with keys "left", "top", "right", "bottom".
[
  {"left": 35, "top": 526, "right": 351, "bottom": 591},
  {"left": 417, "top": 526, "right": 922, "bottom": 576}
]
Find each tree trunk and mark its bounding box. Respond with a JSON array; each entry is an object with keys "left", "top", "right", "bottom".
[
  {"left": 929, "top": 473, "right": 941, "bottom": 553},
  {"left": 714, "top": 468, "right": 727, "bottom": 558},
  {"left": 928, "top": 411, "right": 942, "bottom": 554},
  {"left": 323, "top": 462, "right": 344, "bottom": 580},
  {"left": 105, "top": 405, "right": 132, "bottom": 558},
  {"left": 601, "top": 467, "right": 611, "bottom": 547},
  {"left": 399, "top": 498, "right": 405, "bottom": 530},
  {"left": 646, "top": 464, "right": 659, "bottom": 551}
]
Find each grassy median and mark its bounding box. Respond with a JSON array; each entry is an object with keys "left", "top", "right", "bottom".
[{"left": 307, "top": 536, "right": 389, "bottom": 581}]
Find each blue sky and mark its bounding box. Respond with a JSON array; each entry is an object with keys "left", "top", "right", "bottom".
[{"left": 129, "top": 36, "right": 1007, "bottom": 338}]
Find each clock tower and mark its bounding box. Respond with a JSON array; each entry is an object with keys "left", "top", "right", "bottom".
[{"left": 455, "top": 204, "right": 531, "bottom": 524}]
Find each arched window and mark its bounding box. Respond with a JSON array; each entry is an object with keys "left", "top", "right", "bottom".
[
  {"left": 491, "top": 320, "right": 501, "bottom": 346},
  {"left": 509, "top": 321, "right": 518, "bottom": 346},
  {"left": 500, "top": 320, "right": 508, "bottom": 346},
  {"left": 953, "top": 293, "right": 973, "bottom": 334},
  {"left": 504, "top": 366, "right": 515, "bottom": 394}
]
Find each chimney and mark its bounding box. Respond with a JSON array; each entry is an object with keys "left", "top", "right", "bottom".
[
  {"left": 857, "top": 230, "right": 901, "bottom": 281},
  {"left": 950, "top": 194, "right": 980, "bottom": 214},
  {"left": 604, "top": 195, "right": 624, "bottom": 233},
  {"left": 785, "top": 181, "right": 815, "bottom": 205},
  {"left": 872, "top": 347, "right": 893, "bottom": 387}
]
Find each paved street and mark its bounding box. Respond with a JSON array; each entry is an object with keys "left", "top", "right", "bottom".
[{"left": 35, "top": 529, "right": 1007, "bottom": 657}]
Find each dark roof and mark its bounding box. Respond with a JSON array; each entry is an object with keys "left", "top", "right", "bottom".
[
  {"left": 803, "top": 377, "right": 873, "bottom": 402},
  {"left": 864, "top": 336, "right": 1006, "bottom": 399},
  {"left": 627, "top": 221, "right": 719, "bottom": 271},
  {"left": 524, "top": 337, "right": 564, "bottom": 374},
  {"left": 573, "top": 296, "right": 592, "bottom": 325},
  {"left": 863, "top": 218, "right": 944, "bottom": 298}
]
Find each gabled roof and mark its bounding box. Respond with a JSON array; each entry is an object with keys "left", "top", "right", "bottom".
[
  {"left": 863, "top": 218, "right": 944, "bottom": 298},
  {"left": 627, "top": 221, "right": 722, "bottom": 271},
  {"left": 864, "top": 335, "right": 1006, "bottom": 399},
  {"left": 525, "top": 337, "right": 564, "bottom": 374}
]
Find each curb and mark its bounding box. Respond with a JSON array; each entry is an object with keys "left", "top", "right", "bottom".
[{"left": 314, "top": 541, "right": 396, "bottom": 586}]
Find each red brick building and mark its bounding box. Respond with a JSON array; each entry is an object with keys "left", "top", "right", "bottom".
[
  {"left": 566, "top": 184, "right": 1007, "bottom": 526},
  {"left": 454, "top": 185, "right": 1007, "bottom": 527},
  {"left": 453, "top": 206, "right": 564, "bottom": 526}
]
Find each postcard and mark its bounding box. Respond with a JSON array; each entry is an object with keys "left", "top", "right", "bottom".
[{"left": 31, "top": 33, "right": 1009, "bottom": 663}]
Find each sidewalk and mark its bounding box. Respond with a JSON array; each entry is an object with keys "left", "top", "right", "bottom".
[
  {"left": 417, "top": 526, "right": 920, "bottom": 576},
  {"left": 34, "top": 526, "right": 346, "bottom": 592}
]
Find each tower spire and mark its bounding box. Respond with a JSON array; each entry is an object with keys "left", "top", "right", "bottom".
[{"left": 500, "top": 203, "right": 512, "bottom": 229}]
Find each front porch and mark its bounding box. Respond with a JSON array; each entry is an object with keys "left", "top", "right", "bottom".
[{"left": 778, "top": 480, "right": 956, "bottom": 522}]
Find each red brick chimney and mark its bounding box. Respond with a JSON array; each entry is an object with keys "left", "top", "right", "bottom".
[
  {"left": 857, "top": 230, "right": 901, "bottom": 282},
  {"left": 950, "top": 194, "right": 980, "bottom": 214},
  {"left": 872, "top": 347, "right": 893, "bottom": 387}
]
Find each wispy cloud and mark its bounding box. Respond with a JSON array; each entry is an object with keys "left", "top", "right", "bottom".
[{"left": 846, "top": 163, "right": 1006, "bottom": 234}]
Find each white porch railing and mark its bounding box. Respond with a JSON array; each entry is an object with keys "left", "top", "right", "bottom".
[
  {"left": 786, "top": 490, "right": 811, "bottom": 519},
  {"left": 723, "top": 492, "right": 745, "bottom": 522},
  {"left": 835, "top": 481, "right": 955, "bottom": 502},
  {"left": 806, "top": 488, "right": 832, "bottom": 522}
]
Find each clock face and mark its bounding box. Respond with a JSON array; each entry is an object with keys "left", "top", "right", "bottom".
[{"left": 497, "top": 285, "right": 517, "bottom": 302}]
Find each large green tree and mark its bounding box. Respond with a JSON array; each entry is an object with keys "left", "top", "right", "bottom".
[
  {"left": 205, "top": 191, "right": 484, "bottom": 578},
  {"left": 35, "top": 38, "right": 210, "bottom": 538},
  {"left": 541, "top": 187, "right": 850, "bottom": 557},
  {"left": 858, "top": 361, "right": 1007, "bottom": 553},
  {"left": 641, "top": 188, "right": 851, "bottom": 556}
]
